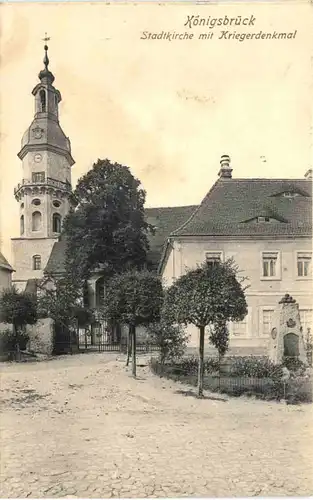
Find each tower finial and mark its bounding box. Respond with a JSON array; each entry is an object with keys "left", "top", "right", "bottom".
[
  {"left": 38, "top": 33, "right": 55, "bottom": 84},
  {"left": 42, "top": 33, "right": 50, "bottom": 69}
]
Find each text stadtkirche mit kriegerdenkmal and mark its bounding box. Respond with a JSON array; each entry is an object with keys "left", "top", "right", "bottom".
[{"left": 140, "top": 15, "right": 298, "bottom": 42}]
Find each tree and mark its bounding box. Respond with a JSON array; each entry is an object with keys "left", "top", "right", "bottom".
[
  {"left": 0, "top": 287, "right": 37, "bottom": 359},
  {"left": 104, "top": 270, "right": 164, "bottom": 377},
  {"left": 147, "top": 320, "right": 189, "bottom": 365},
  {"left": 37, "top": 272, "right": 94, "bottom": 352},
  {"left": 166, "top": 259, "right": 248, "bottom": 397},
  {"left": 63, "top": 159, "right": 152, "bottom": 281}
]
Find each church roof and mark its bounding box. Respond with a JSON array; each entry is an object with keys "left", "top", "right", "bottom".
[
  {"left": 44, "top": 175, "right": 312, "bottom": 277},
  {"left": 145, "top": 205, "right": 198, "bottom": 268},
  {"left": 18, "top": 118, "right": 74, "bottom": 166},
  {"left": 44, "top": 204, "right": 198, "bottom": 275},
  {"left": 0, "top": 252, "right": 14, "bottom": 272},
  {"left": 171, "top": 178, "right": 312, "bottom": 237}
]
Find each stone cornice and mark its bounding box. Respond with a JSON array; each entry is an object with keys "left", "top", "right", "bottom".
[
  {"left": 17, "top": 143, "right": 75, "bottom": 166},
  {"left": 14, "top": 183, "right": 73, "bottom": 202}
]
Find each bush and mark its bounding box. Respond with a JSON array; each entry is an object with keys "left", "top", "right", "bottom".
[
  {"left": 205, "top": 358, "right": 221, "bottom": 374},
  {"left": 0, "top": 329, "right": 14, "bottom": 355},
  {"left": 147, "top": 321, "right": 189, "bottom": 364},
  {"left": 229, "top": 356, "right": 283, "bottom": 379},
  {"left": 149, "top": 358, "right": 312, "bottom": 403},
  {"left": 0, "top": 328, "right": 29, "bottom": 357},
  {"left": 282, "top": 357, "right": 306, "bottom": 374}
]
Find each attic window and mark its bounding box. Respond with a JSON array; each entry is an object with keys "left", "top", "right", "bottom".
[
  {"left": 257, "top": 216, "right": 271, "bottom": 223},
  {"left": 283, "top": 192, "right": 299, "bottom": 199}
]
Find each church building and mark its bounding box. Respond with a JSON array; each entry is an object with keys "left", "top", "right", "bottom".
[
  {"left": 10, "top": 44, "right": 313, "bottom": 355},
  {"left": 11, "top": 43, "right": 75, "bottom": 291}
]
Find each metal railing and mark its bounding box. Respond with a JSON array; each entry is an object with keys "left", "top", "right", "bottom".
[{"left": 14, "top": 177, "right": 72, "bottom": 194}]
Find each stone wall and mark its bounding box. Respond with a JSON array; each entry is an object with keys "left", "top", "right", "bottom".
[{"left": 27, "top": 318, "right": 54, "bottom": 355}]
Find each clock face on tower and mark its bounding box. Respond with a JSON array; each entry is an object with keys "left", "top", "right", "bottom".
[{"left": 34, "top": 153, "right": 42, "bottom": 163}]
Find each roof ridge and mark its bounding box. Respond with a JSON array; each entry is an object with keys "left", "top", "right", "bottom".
[
  {"left": 145, "top": 204, "right": 198, "bottom": 211},
  {"left": 222, "top": 177, "right": 312, "bottom": 182}
]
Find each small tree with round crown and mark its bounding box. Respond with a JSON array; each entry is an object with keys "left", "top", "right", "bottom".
[{"left": 166, "top": 258, "right": 248, "bottom": 397}]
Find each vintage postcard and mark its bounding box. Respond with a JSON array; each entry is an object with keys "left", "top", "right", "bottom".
[{"left": 0, "top": 0, "right": 312, "bottom": 498}]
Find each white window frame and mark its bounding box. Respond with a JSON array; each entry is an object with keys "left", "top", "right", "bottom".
[
  {"left": 257, "top": 216, "right": 271, "bottom": 223},
  {"left": 299, "top": 309, "right": 313, "bottom": 337},
  {"left": 260, "top": 250, "right": 281, "bottom": 280},
  {"left": 229, "top": 307, "right": 252, "bottom": 339},
  {"left": 296, "top": 251, "right": 312, "bottom": 280},
  {"left": 205, "top": 250, "right": 224, "bottom": 265},
  {"left": 259, "top": 306, "right": 275, "bottom": 338},
  {"left": 32, "top": 171, "right": 45, "bottom": 183}
]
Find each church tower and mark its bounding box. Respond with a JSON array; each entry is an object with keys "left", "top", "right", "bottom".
[{"left": 11, "top": 42, "right": 75, "bottom": 291}]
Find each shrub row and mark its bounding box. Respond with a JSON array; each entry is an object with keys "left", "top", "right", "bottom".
[
  {"left": 160, "top": 354, "right": 310, "bottom": 379},
  {"left": 150, "top": 357, "right": 313, "bottom": 403}
]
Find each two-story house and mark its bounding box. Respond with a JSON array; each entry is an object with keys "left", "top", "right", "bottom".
[{"left": 159, "top": 155, "right": 312, "bottom": 355}]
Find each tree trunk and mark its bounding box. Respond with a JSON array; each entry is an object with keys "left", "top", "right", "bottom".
[
  {"left": 131, "top": 325, "right": 137, "bottom": 378},
  {"left": 13, "top": 323, "right": 21, "bottom": 362},
  {"left": 197, "top": 325, "right": 205, "bottom": 398},
  {"left": 126, "top": 326, "right": 132, "bottom": 366}
]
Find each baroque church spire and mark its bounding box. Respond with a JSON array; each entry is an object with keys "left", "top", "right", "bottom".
[
  {"left": 38, "top": 40, "right": 55, "bottom": 85},
  {"left": 12, "top": 35, "right": 75, "bottom": 290}
]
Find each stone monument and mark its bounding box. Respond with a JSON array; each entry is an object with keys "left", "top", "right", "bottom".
[{"left": 269, "top": 294, "right": 307, "bottom": 365}]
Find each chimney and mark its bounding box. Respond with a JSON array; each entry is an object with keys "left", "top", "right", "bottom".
[
  {"left": 304, "top": 168, "right": 312, "bottom": 180},
  {"left": 218, "top": 154, "right": 233, "bottom": 179}
]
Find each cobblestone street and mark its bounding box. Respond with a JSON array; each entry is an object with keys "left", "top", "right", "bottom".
[{"left": 1, "top": 353, "right": 312, "bottom": 498}]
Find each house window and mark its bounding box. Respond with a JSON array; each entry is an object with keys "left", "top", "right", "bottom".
[
  {"left": 32, "top": 172, "right": 45, "bottom": 183},
  {"left": 232, "top": 316, "right": 248, "bottom": 336},
  {"left": 205, "top": 251, "right": 222, "bottom": 267},
  {"left": 262, "top": 309, "right": 274, "bottom": 336},
  {"left": 300, "top": 309, "right": 312, "bottom": 337},
  {"left": 20, "top": 215, "right": 24, "bottom": 235},
  {"left": 40, "top": 90, "right": 46, "bottom": 112},
  {"left": 262, "top": 252, "right": 278, "bottom": 278},
  {"left": 52, "top": 213, "right": 61, "bottom": 233},
  {"left": 32, "top": 198, "right": 41, "bottom": 206},
  {"left": 297, "top": 252, "right": 312, "bottom": 278},
  {"left": 257, "top": 216, "right": 270, "bottom": 223},
  {"left": 32, "top": 211, "right": 42, "bottom": 231},
  {"left": 32, "top": 255, "right": 41, "bottom": 270}
]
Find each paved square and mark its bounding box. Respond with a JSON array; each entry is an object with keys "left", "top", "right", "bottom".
[{"left": 1, "top": 353, "right": 312, "bottom": 498}]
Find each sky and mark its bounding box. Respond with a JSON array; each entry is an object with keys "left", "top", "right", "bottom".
[{"left": 0, "top": 0, "right": 312, "bottom": 262}]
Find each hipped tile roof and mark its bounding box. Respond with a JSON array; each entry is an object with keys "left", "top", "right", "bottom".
[
  {"left": 172, "top": 178, "right": 312, "bottom": 237},
  {"left": 44, "top": 176, "right": 312, "bottom": 276}
]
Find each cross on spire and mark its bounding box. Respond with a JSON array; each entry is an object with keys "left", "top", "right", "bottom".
[{"left": 43, "top": 32, "right": 50, "bottom": 43}]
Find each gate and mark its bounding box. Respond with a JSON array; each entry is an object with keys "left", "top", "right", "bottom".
[{"left": 78, "top": 321, "right": 121, "bottom": 352}]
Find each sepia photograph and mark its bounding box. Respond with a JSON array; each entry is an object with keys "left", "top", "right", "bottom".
[{"left": 0, "top": 0, "right": 312, "bottom": 498}]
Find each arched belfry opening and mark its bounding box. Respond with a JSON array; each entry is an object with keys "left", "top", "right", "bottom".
[{"left": 40, "top": 89, "right": 46, "bottom": 112}]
